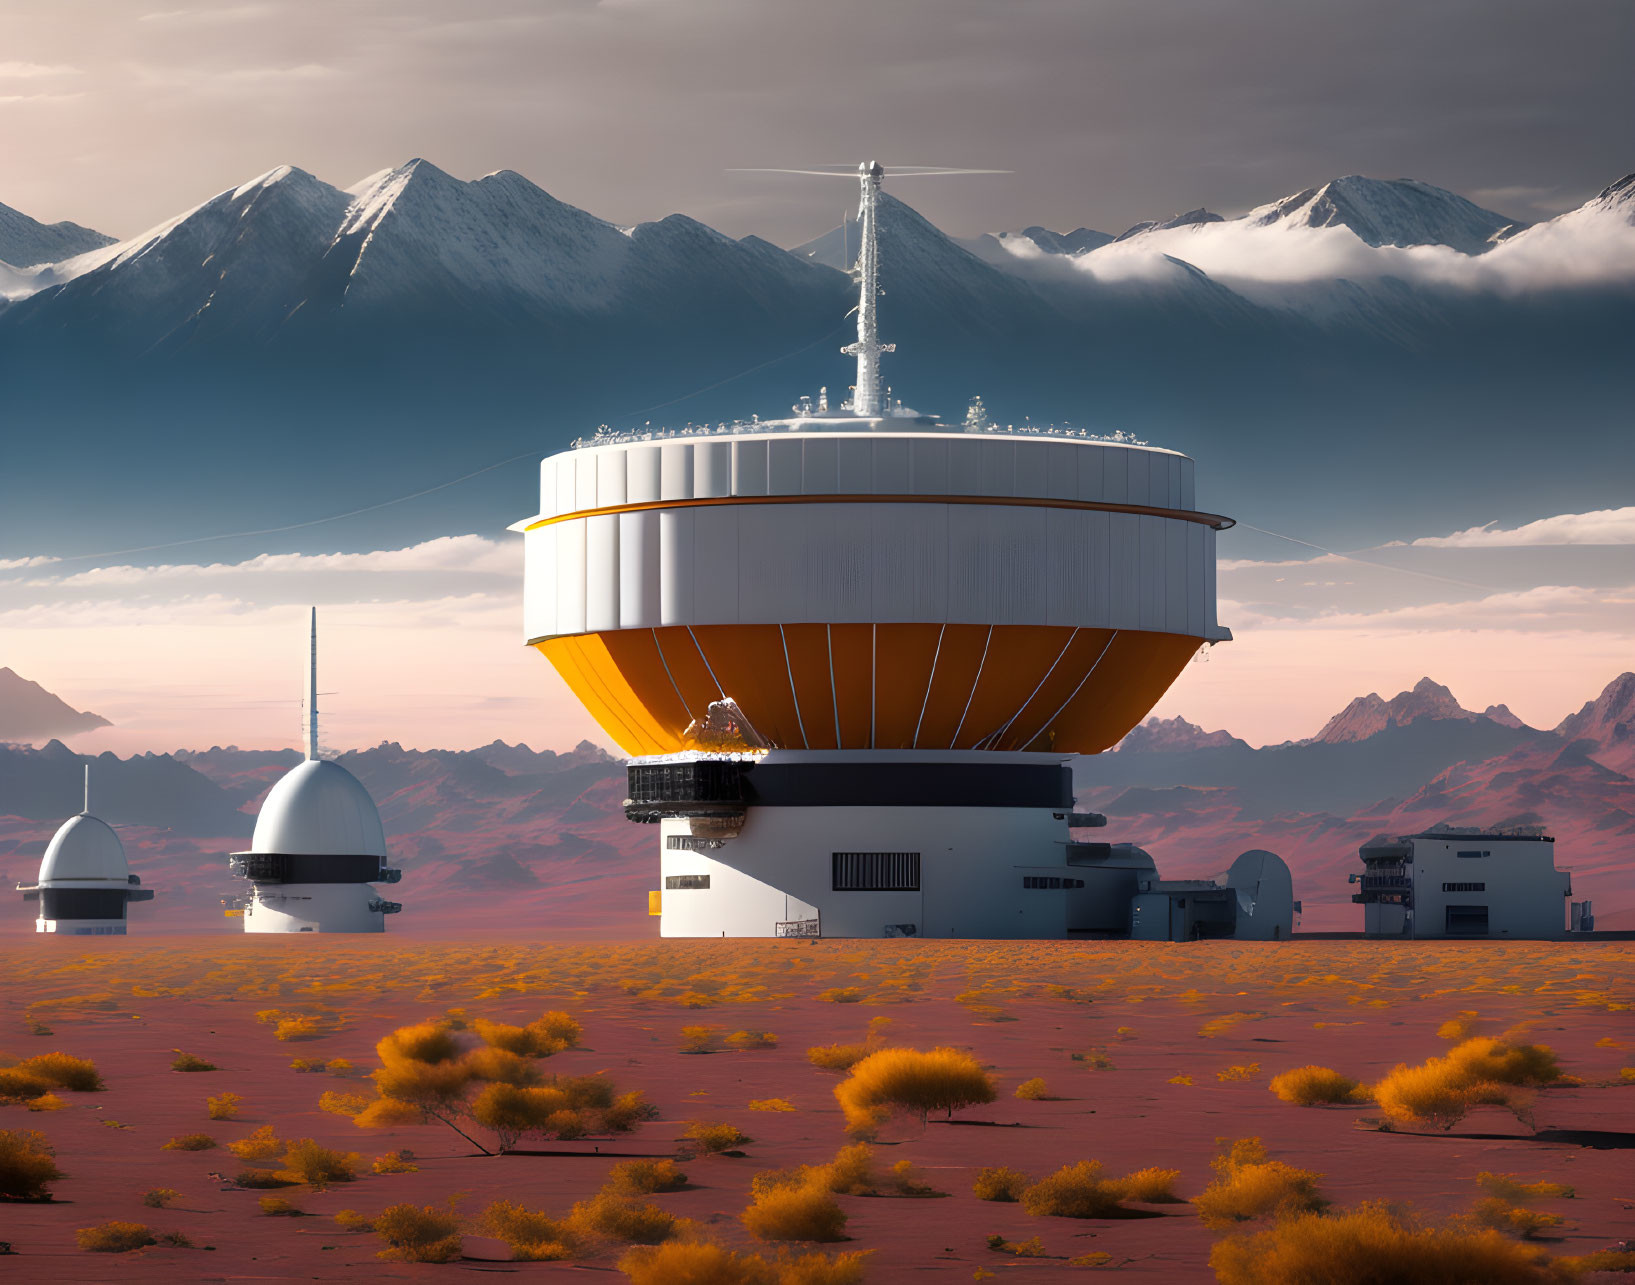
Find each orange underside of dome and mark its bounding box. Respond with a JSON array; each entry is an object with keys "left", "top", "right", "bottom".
[{"left": 536, "top": 624, "right": 1199, "bottom": 757}]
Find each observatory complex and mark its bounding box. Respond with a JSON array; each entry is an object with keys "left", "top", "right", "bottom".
[
  {"left": 514, "top": 162, "right": 1255, "bottom": 939},
  {"left": 18, "top": 768, "right": 155, "bottom": 935},
  {"left": 227, "top": 610, "right": 402, "bottom": 933}
]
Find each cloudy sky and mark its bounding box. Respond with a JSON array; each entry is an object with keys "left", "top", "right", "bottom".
[
  {"left": 3, "top": 0, "right": 1630, "bottom": 755},
  {"left": 1, "top": 0, "right": 1629, "bottom": 245}
]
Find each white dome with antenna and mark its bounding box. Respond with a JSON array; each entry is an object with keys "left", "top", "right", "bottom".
[
  {"left": 250, "top": 758, "right": 386, "bottom": 858},
  {"left": 39, "top": 813, "right": 129, "bottom": 883}
]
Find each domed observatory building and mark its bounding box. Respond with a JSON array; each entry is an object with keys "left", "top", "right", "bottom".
[
  {"left": 513, "top": 163, "right": 1237, "bottom": 939},
  {"left": 18, "top": 768, "right": 155, "bottom": 935},
  {"left": 229, "top": 610, "right": 402, "bottom": 933}
]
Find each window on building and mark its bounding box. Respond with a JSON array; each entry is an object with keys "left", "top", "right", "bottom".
[
  {"left": 1023, "top": 876, "right": 1085, "bottom": 889},
  {"left": 832, "top": 852, "right": 920, "bottom": 892},
  {"left": 1442, "top": 882, "right": 1486, "bottom": 893},
  {"left": 666, "top": 835, "right": 719, "bottom": 851},
  {"left": 665, "top": 874, "right": 711, "bottom": 890},
  {"left": 1445, "top": 904, "right": 1489, "bottom": 935},
  {"left": 1455, "top": 850, "right": 1491, "bottom": 859}
]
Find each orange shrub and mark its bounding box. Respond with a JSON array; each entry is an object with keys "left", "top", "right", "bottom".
[
  {"left": 741, "top": 1184, "right": 848, "bottom": 1242},
  {"left": 680, "top": 1025, "right": 723, "bottom": 1054},
  {"left": 817, "top": 988, "right": 863, "bottom": 1004},
  {"left": 1020, "top": 1161, "right": 1131, "bottom": 1218},
  {"left": 833, "top": 1046, "right": 995, "bottom": 1135},
  {"left": 684, "top": 1120, "right": 750, "bottom": 1153},
  {"left": 461, "top": 1046, "right": 541, "bottom": 1086},
  {"left": 374, "top": 1202, "right": 462, "bottom": 1262},
  {"left": 1269, "top": 1066, "right": 1368, "bottom": 1107},
  {"left": 227, "top": 1124, "right": 282, "bottom": 1161},
  {"left": 1209, "top": 1202, "right": 1577, "bottom": 1285},
  {"left": 18, "top": 1052, "right": 104, "bottom": 1092},
  {"left": 281, "top": 1138, "right": 359, "bottom": 1187},
  {"left": 1470, "top": 1198, "right": 1565, "bottom": 1239},
  {"left": 207, "top": 1092, "right": 242, "bottom": 1120},
  {"left": 26, "top": 1093, "right": 64, "bottom": 1112},
  {"left": 605, "top": 1158, "right": 688, "bottom": 1196},
  {"left": 76, "top": 1221, "right": 155, "bottom": 1252},
  {"left": 478, "top": 1198, "right": 577, "bottom": 1261},
  {"left": 372, "top": 1150, "right": 418, "bottom": 1174},
  {"left": 567, "top": 1193, "right": 677, "bottom": 1244},
  {"left": 973, "top": 1166, "right": 1029, "bottom": 1202},
  {"left": 1013, "top": 1077, "right": 1050, "bottom": 1100},
  {"left": 750, "top": 1099, "right": 797, "bottom": 1113},
  {"left": 1117, "top": 1167, "right": 1183, "bottom": 1203},
  {"left": 162, "top": 1132, "right": 216, "bottom": 1151},
  {"left": 1373, "top": 1038, "right": 1562, "bottom": 1131},
  {"left": 727, "top": 1030, "right": 779, "bottom": 1051},
  {"left": 1475, "top": 1172, "right": 1574, "bottom": 1202},
  {"left": 171, "top": 1052, "right": 216, "bottom": 1072},
  {"left": 259, "top": 1195, "right": 301, "bottom": 1216},
  {"left": 319, "top": 1090, "right": 371, "bottom": 1118},
  {"left": 0, "top": 1128, "right": 61, "bottom": 1200},
  {"left": 1195, "top": 1137, "right": 1326, "bottom": 1229},
  {"left": 807, "top": 1044, "right": 870, "bottom": 1072},
  {"left": 619, "top": 1241, "right": 769, "bottom": 1284},
  {"left": 354, "top": 1096, "right": 424, "bottom": 1128}
]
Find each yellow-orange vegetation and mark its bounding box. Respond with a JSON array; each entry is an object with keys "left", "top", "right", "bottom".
[
  {"left": 1013, "top": 1077, "right": 1051, "bottom": 1100},
  {"left": 373, "top": 1203, "right": 463, "bottom": 1262},
  {"left": 604, "top": 1158, "right": 688, "bottom": 1196},
  {"left": 1209, "top": 1202, "right": 1577, "bottom": 1285},
  {"left": 1194, "top": 1137, "right": 1326, "bottom": 1229},
  {"left": 741, "top": 1182, "right": 848, "bottom": 1242},
  {"left": 833, "top": 1046, "right": 995, "bottom": 1135},
  {"left": 226, "top": 1124, "right": 282, "bottom": 1161},
  {"left": 973, "top": 1166, "right": 1029, "bottom": 1202},
  {"left": 618, "top": 1242, "right": 869, "bottom": 1285},
  {"left": 478, "top": 1198, "right": 578, "bottom": 1261},
  {"left": 76, "top": 1221, "right": 156, "bottom": 1253},
  {"left": 207, "top": 1091, "right": 242, "bottom": 1120},
  {"left": 1372, "top": 1037, "right": 1562, "bottom": 1131},
  {"left": 0, "top": 1128, "right": 62, "bottom": 1200},
  {"left": 1268, "top": 1066, "right": 1369, "bottom": 1106}
]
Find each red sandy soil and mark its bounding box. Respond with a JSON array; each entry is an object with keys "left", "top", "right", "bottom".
[{"left": 2, "top": 938, "right": 1633, "bottom": 1282}]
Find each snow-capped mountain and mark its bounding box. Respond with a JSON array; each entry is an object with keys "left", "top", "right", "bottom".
[
  {"left": 0, "top": 199, "right": 113, "bottom": 268},
  {"left": 1115, "top": 207, "right": 1225, "bottom": 242},
  {"left": 1242, "top": 176, "right": 1524, "bottom": 253}
]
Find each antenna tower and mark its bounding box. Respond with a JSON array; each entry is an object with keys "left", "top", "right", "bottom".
[
  {"left": 841, "top": 161, "right": 895, "bottom": 416},
  {"left": 305, "top": 606, "right": 319, "bottom": 760}
]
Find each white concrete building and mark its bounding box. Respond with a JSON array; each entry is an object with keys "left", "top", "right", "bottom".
[
  {"left": 17, "top": 768, "right": 155, "bottom": 935},
  {"left": 1130, "top": 851, "right": 1297, "bottom": 942},
  {"left": 1352, "top": 828, "right": 1570, "bottom": 939}
]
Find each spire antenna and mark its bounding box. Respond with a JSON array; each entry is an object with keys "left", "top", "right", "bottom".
[
  {"left": 306, "top": 607, "right": 319, "bottom": 760},
  {"left": 840, "top": 161, "right": 895, "bottom": 417},
  {"left": 83, "top": 764, "right": 90, "bottom": 815}
]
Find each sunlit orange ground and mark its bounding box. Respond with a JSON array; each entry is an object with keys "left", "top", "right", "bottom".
[{"left": 2, "top": 938, "right": 1632, "bottom": 1281}]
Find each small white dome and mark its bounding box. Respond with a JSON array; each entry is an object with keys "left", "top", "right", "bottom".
[
  {"left": 39, "top": 814, "right": 130, "bottom": 883},
  {"left": 250, "top": 759, "right": 387, "bottom": 857}
]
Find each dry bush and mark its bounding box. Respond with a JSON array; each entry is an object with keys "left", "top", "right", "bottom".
[
  {"left": 469, "top": 1082, "right": 563, "bottom": 1148},
  {"left": 226, "top": 1124, "right": 281, "bottom": 1161},
  {"left": 335, "top": 1208, "right": 373, "bottom": 1232},
  {"left": 1269, "top": 1066, "right": 1369, "bottom": 1107},
  {"left": 462, "top": 1046, "right": 542, "bottom": 1086},
  {"left": 1558, "top": 1250, "right": 1635, "bottom": 1274},
  {"left": 372, "top": 1150, "right": 418, "bottom": 1174},
  {"left": 206, "top": 1092, "right": 242, "bottom": 1120},
  {"left": 1476, "top": 1173, "right": 1574, "bottom": 1202},
  {"left": 1209, "top": 1202, "right": 1578, "bottom": 1285},
  {"left": 259, "top": 1195, "right": 302, "bottom": 1216},
  {"left": 567, "top": 1193, "right": 677, "bottom": 1244},
  {"left": 281, "top": 1138, "right": 359, "bottom": 1187},
  {"left": 750, "top": 1098, "right": 797, "bottom": 1112},
  {"left": 680, "top": 1025, "right": 724, "bottom": 1054},
  {"left": 1217, "top": 1063, "right": 1261, "bottom": 1082},
  {"left": 171, "top": 1052, "right": 216, "bottom": 1072},
  {"left": 727, "top": 1030, "right": 779, "bottom": 1051},
  {"left": 1072, "top": 1049, "right": 1116, "bottom": 1070},
  {"left": 478, "top": 1198, "right": 578, "bottom": 1261},
  {"left": 1013, "top": 1077, "right": 1051, "bottom": 1100},
  {"left": 1373, "top": 1038, "right": 1562, "bottom": 1131},
  {"left": 26, "top": 1093, "right": 64, "bottom": 1112},
  {"left": 354, "top": 1097, "right": 423, "bottom": 1128},
  {"left": 1117, "top": 1167, "right": 1183, "bottom": 1203},
  {"left": 807, "top": 1044, "right": 870, "bottom": 1072},
  {"left": 274, "top": 1016, "right": 327, "bottom": 1041},
  {"left": 817, "top": 988, "right": 863, "bottom": 1004},
  {"left": 684, "top": 1120, "right": 750, "bottom": 1153},
  {"left": 19, "top": 1052, "right": 104, "bottom": 1092},
  {"left": 1470, "top": 1198, "right": 1565, "bottom": 1239},
  {"left": 833, "top": 1046, "right": 996, "bottom": 1135},
  {"left": 290, "top": 1058, "right": 321, "bottom": 1073},
  {"left": 325, "top": 1058, "right": 354, "bottom": 1076},
  {"left": 157, "top": 1230, "right": 192, "bottom": 1248},
  {"left": 973, "top": 1166, "right": 1029, "bottom": 1202},
  {"left": 1195, "top": 1137, "right": 1326, "bottom": 1229},
  {"left": 142, "top": 1187, "right": 180, "bottom": 1208},
  {"left": 162, "top": 1132, "right": 216, "bottom": 1151},
  {"left": 742, "top": 1184, "right": 849, "bottom": 1242},
  {"left": 775, "top": 1249, "right": 871, "bottom": 1285},
  {"left": 1020, "top": 1161, "right": 1134, "bottom": 1219},
  {"left": 379, "top": 1022, "right": 461, "bottom": 1065},
  {"left": 619, "top": 1242, "right": 772, "bottom": 1285},
  {"left": 1439, "top": 1012, "right": 1482, "bottom": 1042},
  {"left": 374, "top": 1202, "right": 463, "bottom": 1262},
  {"left": 76, "top": 1221, "right": 156, "bottom": 1253},
  {"left": 235, "top": 1169, "right": 297, "bottom": 1189},
  {"left": 533, "top": 1011, "right": 583, "bottom": 1048},
  {"left": 605, "top": 1090, "right": 660, "bottom": 1133},
  {"left": 0, "top": 1067, "right": 53, "bottom": 1099},
  {"left": 0, "top": 1128, "right": 63, "bottom": 1200},
  {"left": 1169, "top": 1073, "right": 1194, "bottom": 1086},
  {"left": 605, "top": 1158, "right": 688, "bottom": 1196},
  {"left": 986, "top": 1234, "right": 1047, "bottom": 1257},
  {"left": 319, "top": 1090, "right": 372, "bottom": 1117}
]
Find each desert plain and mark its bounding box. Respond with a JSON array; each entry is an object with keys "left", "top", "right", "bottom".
[{"left": 1, "top": 936, "right": 1632, "bottom": 1281}]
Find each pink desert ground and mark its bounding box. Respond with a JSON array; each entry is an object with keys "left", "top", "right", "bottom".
[{"left": 2, "top": 937, "right": 1633, "bottom": 1281}]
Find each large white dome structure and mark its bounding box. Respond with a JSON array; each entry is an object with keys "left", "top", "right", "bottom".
[
  {"left": 229, "top": 609, "right": 402, "bottom": 933},
  {"left": 18, "top": 767, "right": 156, "bottom": 934},
  {"left": 512, "top": 162, "right": 1256, "bottom": 940}
]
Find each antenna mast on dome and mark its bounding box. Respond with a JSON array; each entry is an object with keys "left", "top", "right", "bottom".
[
  {"left": 304, "top": 607, "right": 319, "bottom": 760},
  {"left": 82, "top": 764, "right": 90, "bottom": 815},
  {"left": 842, "top": 161, "right": 894, "bottom": 417}
]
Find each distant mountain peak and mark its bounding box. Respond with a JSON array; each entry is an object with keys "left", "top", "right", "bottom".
[
  {"left": 1246, "top": 175, "right": 1524, "bottom": 254},
  {"left": 1310, "top": 677, "right": 1502, "bottom": 744},
  {"left": 1117, "top": 714, "right": 1247, "bottom": 754},
  {"left": 1115, "top": 207, "right": 1225, "bottom": 242},
  {"left": 0, "top": 199, "right": 115, "bottom": 268},
  {"left": 0, "top": 668, "right": 111, "bottom": 742},
  {"left": 1554, "top": 672, "right": 1635, "bottom": 773}
]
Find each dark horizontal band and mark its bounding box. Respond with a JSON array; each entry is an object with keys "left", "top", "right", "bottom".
[
  {"left": 625, "top": 758, "right": 1071, "bottom": 821},
  {"left": 40, "top": 888, "right": 130, "bottom": 920},
  {"left": 229, "top": 852, "right": 392, "bottom": 885},
  {"left": 527, "top": 492, "right": 1233, "bottom": 532}
]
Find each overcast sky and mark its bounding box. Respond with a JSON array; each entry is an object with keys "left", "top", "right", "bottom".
[{"left": 1, "top": 0, "right": 1629, "bottom": 246}]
